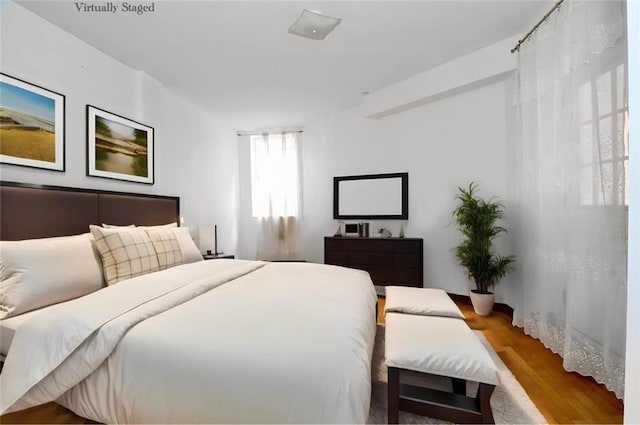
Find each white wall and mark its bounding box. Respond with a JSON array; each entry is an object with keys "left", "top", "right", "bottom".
[
  {"left": 364, "top": 36, "right": 518, "bottom": 118},
  {"left": 0, "top": 2, "right": 239, "bottom": 253},
  {"left": 300, "top": 80, "right": 515, "bottom": 303},
  {"left": 237, "top": 135, "right": 256, "bottom": 260},
  {"left": 233, "top": 37, "right": 517, "bottom": 304},
  {"left": 292, "top": 37, "right": 519, "bottom": 304},
  {"left": 624, "top": 0, "right": 640, "bottom": 421}
]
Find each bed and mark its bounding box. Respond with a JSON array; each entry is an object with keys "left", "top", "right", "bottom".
[{"left": 0, "top": 182, "right": 378, "bottom": 423}]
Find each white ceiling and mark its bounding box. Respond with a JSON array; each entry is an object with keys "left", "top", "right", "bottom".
[{"left": 17, "top": 1, "right": 551, "bottom": 130}]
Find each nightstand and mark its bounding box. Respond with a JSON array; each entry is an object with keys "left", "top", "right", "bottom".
[{"left": 203, "top": 253, "right": 235, "bottom": 260}]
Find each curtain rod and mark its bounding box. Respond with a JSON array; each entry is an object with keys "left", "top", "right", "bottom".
[
  {"left": 511, "top": 0, "right": 565, "bottom": 53},
  {"left": 236, "top": 130, "right": 303, "bottom": 137}
]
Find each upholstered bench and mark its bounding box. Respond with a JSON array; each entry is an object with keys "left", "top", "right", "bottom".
[{"left": 384, "top": 287, "right": 499, "bottom": 424}]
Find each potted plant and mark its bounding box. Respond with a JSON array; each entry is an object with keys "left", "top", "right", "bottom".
[{"left": 452, "top": 183, "right": 515, "bottom": 316}]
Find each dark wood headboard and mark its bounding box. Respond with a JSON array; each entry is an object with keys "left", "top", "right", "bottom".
[{"left": 0, "top": 181, "right": 180, "bottom": 241}]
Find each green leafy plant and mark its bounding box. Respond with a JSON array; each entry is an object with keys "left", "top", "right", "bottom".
[{"left": 452, "top": 183, "right": 515, "bottom": 294}]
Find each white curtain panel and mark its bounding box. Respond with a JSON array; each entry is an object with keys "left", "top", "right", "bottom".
[
  {"left": 251, "top": 133, "right": 303, "bottom": 260},
  {"left": 514, "top": 0, "right": 628, "bottom": 398},
  {"left": 256, "top": 215, "right": 303, "bottom": 261}
]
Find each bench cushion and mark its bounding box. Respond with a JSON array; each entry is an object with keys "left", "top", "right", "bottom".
[
  {"left": 385, "top": 313, "right": 499, "bottom": 385},
  {"left": 384, "top": 286, "right": 464, "bottom": 319}
]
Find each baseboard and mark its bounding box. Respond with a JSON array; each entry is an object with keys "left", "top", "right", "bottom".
[{"left": 447, "top": 293, "right": 514, "bottom": 319}]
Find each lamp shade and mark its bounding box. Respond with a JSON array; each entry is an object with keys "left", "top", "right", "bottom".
[{"left": 198, "top": 225, "right": 215, "bottom": 254}]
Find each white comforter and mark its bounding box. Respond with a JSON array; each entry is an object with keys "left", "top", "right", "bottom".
[{"left": 0, "top": 260, "right": 377, "bottom": 423}]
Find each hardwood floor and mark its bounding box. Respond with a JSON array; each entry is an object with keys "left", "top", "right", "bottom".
[
  {"left": 378, "top": 296, "right": 624, "bottom": 424},
  {"left": 3, "top": 297, "right": 624, "bottom": 424},
  {"left": 1, "top": 403, "right": 94, "bottom": 424}
]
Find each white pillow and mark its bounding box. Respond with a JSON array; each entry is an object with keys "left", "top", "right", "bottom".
[
  {"left": 102, "top": 223, "right": 136, "bottom": 228},
  {"left": 384, "top": 286, "right": 465, "bottom": 319},
  {"left": 171, "top": 227, "right": 204, "bottom": 264},
  {"left": 140, "top": 222, "right": 178, "bottom": 229},
  {"left": 0, "top": 233, "right": 104, "bottom": 319},
  {"left": 89, "top": 225, "right": 160, "bottom": 285}
]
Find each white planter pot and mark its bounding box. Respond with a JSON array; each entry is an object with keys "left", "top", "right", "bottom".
[{"left": 469, "top": 290, "right": 495, "bottom": 316}]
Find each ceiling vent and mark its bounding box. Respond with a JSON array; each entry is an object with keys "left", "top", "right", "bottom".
[{"left": 288, "top": 9, "right": 341, "bottom": 40}]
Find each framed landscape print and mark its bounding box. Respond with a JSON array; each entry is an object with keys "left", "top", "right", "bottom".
[
  {"left": 87, "top": 105, "right": 154, "bottom": 184},
  {"left": 0, "top": 73, "right": 65, "bottom": 171}
]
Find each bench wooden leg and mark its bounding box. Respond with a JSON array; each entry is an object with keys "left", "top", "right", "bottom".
[
  {"left": 452, "top": 378, "right": 466, "bottom": 395},
  {"left": 388, "top": 367, "right": 400, "bottom": 424},
  {"left": 476, "top": 383, "right": 496, "bottom": 424},
  {"left": 387, "top": 368, "right": 496, "bottom": 424}
]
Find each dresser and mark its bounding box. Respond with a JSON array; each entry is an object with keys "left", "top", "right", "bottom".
[{"left": 324, "top": 237, "right": 423, "bottom": 288}]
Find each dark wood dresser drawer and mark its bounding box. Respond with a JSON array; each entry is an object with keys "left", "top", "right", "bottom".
[
  {"left": 324, "top": 236, "right": 423, "bottom": 288},
  {"left": 351, "top": 251, "right": 393, "bottom": 266},
  {"left": 394, "top": 268, "right": 423, "bottom": 286},
  {"left": 394, "top": 252, "right": 421, "bottom": 267},
  {"left": 324, "top": 251, "right": 350, "bottom": 266}
]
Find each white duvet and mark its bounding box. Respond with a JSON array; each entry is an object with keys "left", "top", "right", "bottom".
[{"left": 0, "top": 260, "right": 377, "bottom": 423}]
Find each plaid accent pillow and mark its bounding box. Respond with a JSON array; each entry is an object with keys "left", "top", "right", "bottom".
[
  {"left": 89, "top": 225, "right": 160, "bottom": 285},
  {"left": 144, "top": 227, "right": 183, "bottom": 270}
]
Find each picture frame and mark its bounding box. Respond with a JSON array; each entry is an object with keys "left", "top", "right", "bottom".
[
  {"left": 344, "top": 223, "right": 359, "bottom": 236},
  {"left": 0, "top": 73, "right": 65, "bottom": 171},
  {"left": 334, "top": 172, "right": 409, "bottom": 220},
  {"left": 87, "top": 105, "right": 154, "bottom": 184}
]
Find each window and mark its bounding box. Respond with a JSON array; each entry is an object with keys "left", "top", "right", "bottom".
[
  {"left": 250, "top": 133, "right": 300, "bottom": 218},
  {"left": 579, "top": 62, "right": 629, "bottom": 206}
]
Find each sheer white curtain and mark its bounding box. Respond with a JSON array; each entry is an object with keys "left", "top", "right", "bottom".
[
  {"left": 250, "top": 132, "right": 303, "bottom": 260},
  {"left": 514, "top": 0, "right": 627, "bottom": 398}
]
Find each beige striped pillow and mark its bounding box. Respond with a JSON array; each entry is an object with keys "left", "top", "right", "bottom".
[
  {"left": 89, "top": 225, "right": 160, "bottom": 285},
  {"left": 144, "top": 227, "right": 183, "bottom": 270}
]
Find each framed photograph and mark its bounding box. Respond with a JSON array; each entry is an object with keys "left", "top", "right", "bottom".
[
  {"left": 87, "top": 105, "right": 154, "bottom": 184},
  {"left": 0, "top": 73, "right": 65, "bottom": 171},
  {"left": 344, "top": 223, "right": 359, "bottom": 236}
]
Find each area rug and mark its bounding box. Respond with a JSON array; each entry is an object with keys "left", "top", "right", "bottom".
[{"left": 367, "top": 325, "right": 547, "bottom": 424}]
